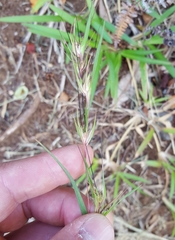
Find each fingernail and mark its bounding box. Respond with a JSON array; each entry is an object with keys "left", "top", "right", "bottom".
[{"left": 78, "top": 214, "right": 114, "bottom": 240}]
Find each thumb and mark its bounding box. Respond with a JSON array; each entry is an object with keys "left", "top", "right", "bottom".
[{"left": 51, "top": 213, "right": 114, "bottom": 240}]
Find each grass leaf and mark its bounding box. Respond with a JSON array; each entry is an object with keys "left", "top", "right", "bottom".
[
  {"left": 37, "top": 141, "right": 87, "bottom": 215},
  {"left": 136, "top": 128, "right": 154, "bottom": 157},
  {"left": 121, "top": 51, "right": 171, "bottom": 65},
  {"left": 140, "top": 62, "right": 148, "bottom": 101},
  {"left": 148, "top": 45, "right": 175, "bottom": 77},
  {"left": 32, "top": 0, "right": 50, "bottom": 13},
  {"left": 0, "top": 15, "right": 62, "bottom": 23},
  {"left": 162, "top": 128, "right": 175, "bottom": 134},
  {"left": 151, "top": 5, "right": 175, "bottom": 27},
  {"left": 170, "top": 172, "right": 175, "bottom": 200},
  {"left": 163, "top": 197, "right": 175, "bottom": 213},
  {"left": 90, "top": 24, "right": 104, "bottom": 104}
]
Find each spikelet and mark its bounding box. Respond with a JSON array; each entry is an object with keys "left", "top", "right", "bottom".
[{"left": 114, "top": 2, "right": 138, "bottom": 49}]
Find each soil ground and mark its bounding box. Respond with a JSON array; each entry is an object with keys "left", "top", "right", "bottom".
[{"left": 0, "top": 0, "right": 175, "bottom": 239}]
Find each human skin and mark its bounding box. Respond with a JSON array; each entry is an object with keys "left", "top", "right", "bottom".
[{"left": 0, "top": 145, "right": 114, "bottom": 240}]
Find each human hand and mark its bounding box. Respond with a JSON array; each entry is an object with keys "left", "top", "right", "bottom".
[{"left": 0, "top": 145, "right": 114, "bottom": 240}]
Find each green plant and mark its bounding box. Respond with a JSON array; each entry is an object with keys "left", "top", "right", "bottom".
[{"left": 1, "top": 0, "right": 175, "bottom": 236}]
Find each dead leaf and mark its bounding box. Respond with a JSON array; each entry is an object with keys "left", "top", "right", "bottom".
[
  {"left": 60, "top": 0, "right": 66, "bottom": 4},
  {"left": 162, "top": 95, "right": 175, "bottom": 110},
  {"left": 99, "top": 0, "right": 110, "bottom": 22},
  {"left": 116, "top": 61, "right": 140, "bottom": 107},
  {"left": 26, "top": 42, "right": 36, "bottom": 54},
  {"left": 168, "top": 78, "right": 175, "bottom": 87},
  {"left": 59, "top": 91, "right": 69, "bottom": 103},
  {"left": 30, "top": 0, "right": 38, "bottom": 8},
  {"left": 142, "top": 12, "right": 153, "bottom": 26}
]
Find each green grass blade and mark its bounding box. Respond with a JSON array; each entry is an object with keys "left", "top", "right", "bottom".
[
  {"left": 50, "top": 4, "right": 99, "bottom": 42},
  {"left": 104, "top": 186, "right": 140, "bottom": 216},
  {"left": 76, "top": 158, "right": 98, "bottom": 186},
  {"left": 149, "top": 9, "right": 161, "bottom": 19},
  {"left": 0, "top": 15, "right": 62, "bottom": 23},
  {"left": 170, "top": 172, "right": 175, "bottom": 200},
  {"left": 148, "top": 45, "right": 175, "bottom": 77},
  {"left": 121, "top": 52, "right": 171, "bottom": 65},
  {"left": 49, "top": 5, "right": 82, "bottom": 31},
  {"left": 32, "top": 0, "right": 50, "bottom": 12},
  {"left": 122, "top": 172, "right": 149, "bottom": 183},
  {"left": 162, "top": 128, "right": 175, "bottom": 134},
  {"left": 143, "top": 36, "right": 163, "bottom": 45},
  {"left": 91, "top": 18, "right": 112, "bottom": 44},
  {"left": 163, "top": 197, "right": 175, "bottom": 213},
  {"left": 37, "top": 141, "right": 87, "bottom": 215},
  {"left": 140, "top": 62, "right": 148, "bottom": 101},
  {"left": 86, "top": 0, "right": 95, "bottom": 12},
  {"left": 105, "top": 52, "right": 121, "bottom": 99},
  {"left": 115, "top": 187, "right": 140, "bottom": 208},
  {"left": 123, "top": 49, "right": 163, "bottom": 56},
  {"left": 86, "top": 0, "right": 112, "bottom": 43},
  {"left": 90, "top": 24, "right": 104, "bottom": 104},
  {"left": 136, "top": 128, "right": 154, "bottom": 157},
  {"left": 24, "top": 23, "right": 74, "bottom": 41},
  {"left": 114, "top": 174, "right": 120, "bottom": 198},
  {"left": 151, "top": 5, "right": 175, "bottom": 27},
  {"left": 120, "top": 175, "right": 146, "bottom": 195},
  {"left": 81, "top": 4, "right": 95, "bottom": 54},
  {"left": 146, "top": 160, "right": 162, "bottom": 167},
  {"left": 172, "top": 213, "right": 175, "bottom": 236}
]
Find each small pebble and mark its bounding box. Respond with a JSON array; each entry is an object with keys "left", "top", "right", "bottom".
[{"left": 8, "top": 90, "right": 14, "bottom": 96}]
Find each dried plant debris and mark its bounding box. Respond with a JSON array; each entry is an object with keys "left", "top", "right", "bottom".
[
  {"left": 146, "top": 26, "right": 175, "bottom": 47},
  {"left": 142, "top": 0, "right": 174, "bottom": 11}
]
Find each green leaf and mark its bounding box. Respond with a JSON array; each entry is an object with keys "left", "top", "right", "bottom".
[
  {"left": 91, "top": 18, "right": 112, "bottom": 44},
  {"left": 163, "top": 197, "right": 175, "bottom": 213},
  {"left": 123, "top": 49, "right": 163, "bottom": 56},
  {"left": 24, "top": 23, "right": 73, "bottom": 41},
  {"left": 0, "top": 15, "right": 61, "bottom": 23},
  {"left": 105, "top": 52, "right": 122, "bottom": 99},
  {"left": 151, "top": 5, "right": 175, "bottom": 27},
  {"left": 140, "top": 62, "right": 148, "bottom": 101},
  {"left": 148, "top": 45, "right": 175, "bottom": 78},
  {"left": 122, "top": 172, "right": 149, "bottom": 183},
  {"left": 86, "top": 0, "right": 112, "bottom": 43},
  {"left": 50, "top": 5, "right": 83, "bottom": 29},
  {"left": 121, "top": 51, "right": 171, "bottom": 65},
  {"left": 149, "top": 9, "right": 161, "bottom": 19},
  {"left": 32, "top": 0, "right": 51, "bottom": 13},
  {"left": 76, "top": 158, "right": 98, "bottom": 186},
  {"left": 170, "top": 172, "right": 175, "bottom": 200},
  {"left": 114, "top": 174, "right": 120, "bottom": 198},
  {"left": 90, "top": 24, "right": 104, "bottom": 104},
  {"left": 143, "top": 36, "right": 163, "bottom": 45},
  {"left": 146, "top": 160, "right": 162, "bottom": 168},
  {"left": 37, "top": 141, "right": 87, "bottom": 215},
  {"left": 81, "top": 4, "right": 95, "bottom": 54},
  {"left": 120, "top": 174, "right": 146, "bottom": 195},
  {"left": 136, "top": 128, "right": 154, "bottom": 157},
  {"left": 162, "top": 128, "right": 175, "bottom": 134}
]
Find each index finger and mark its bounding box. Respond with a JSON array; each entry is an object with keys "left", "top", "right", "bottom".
[{"left": 0, "top": 144, "right": 93, "bottom": 222}]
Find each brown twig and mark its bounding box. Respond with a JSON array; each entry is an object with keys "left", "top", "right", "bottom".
[{"left": 0, "top": 93, "right": 40, "bottom": 143}]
